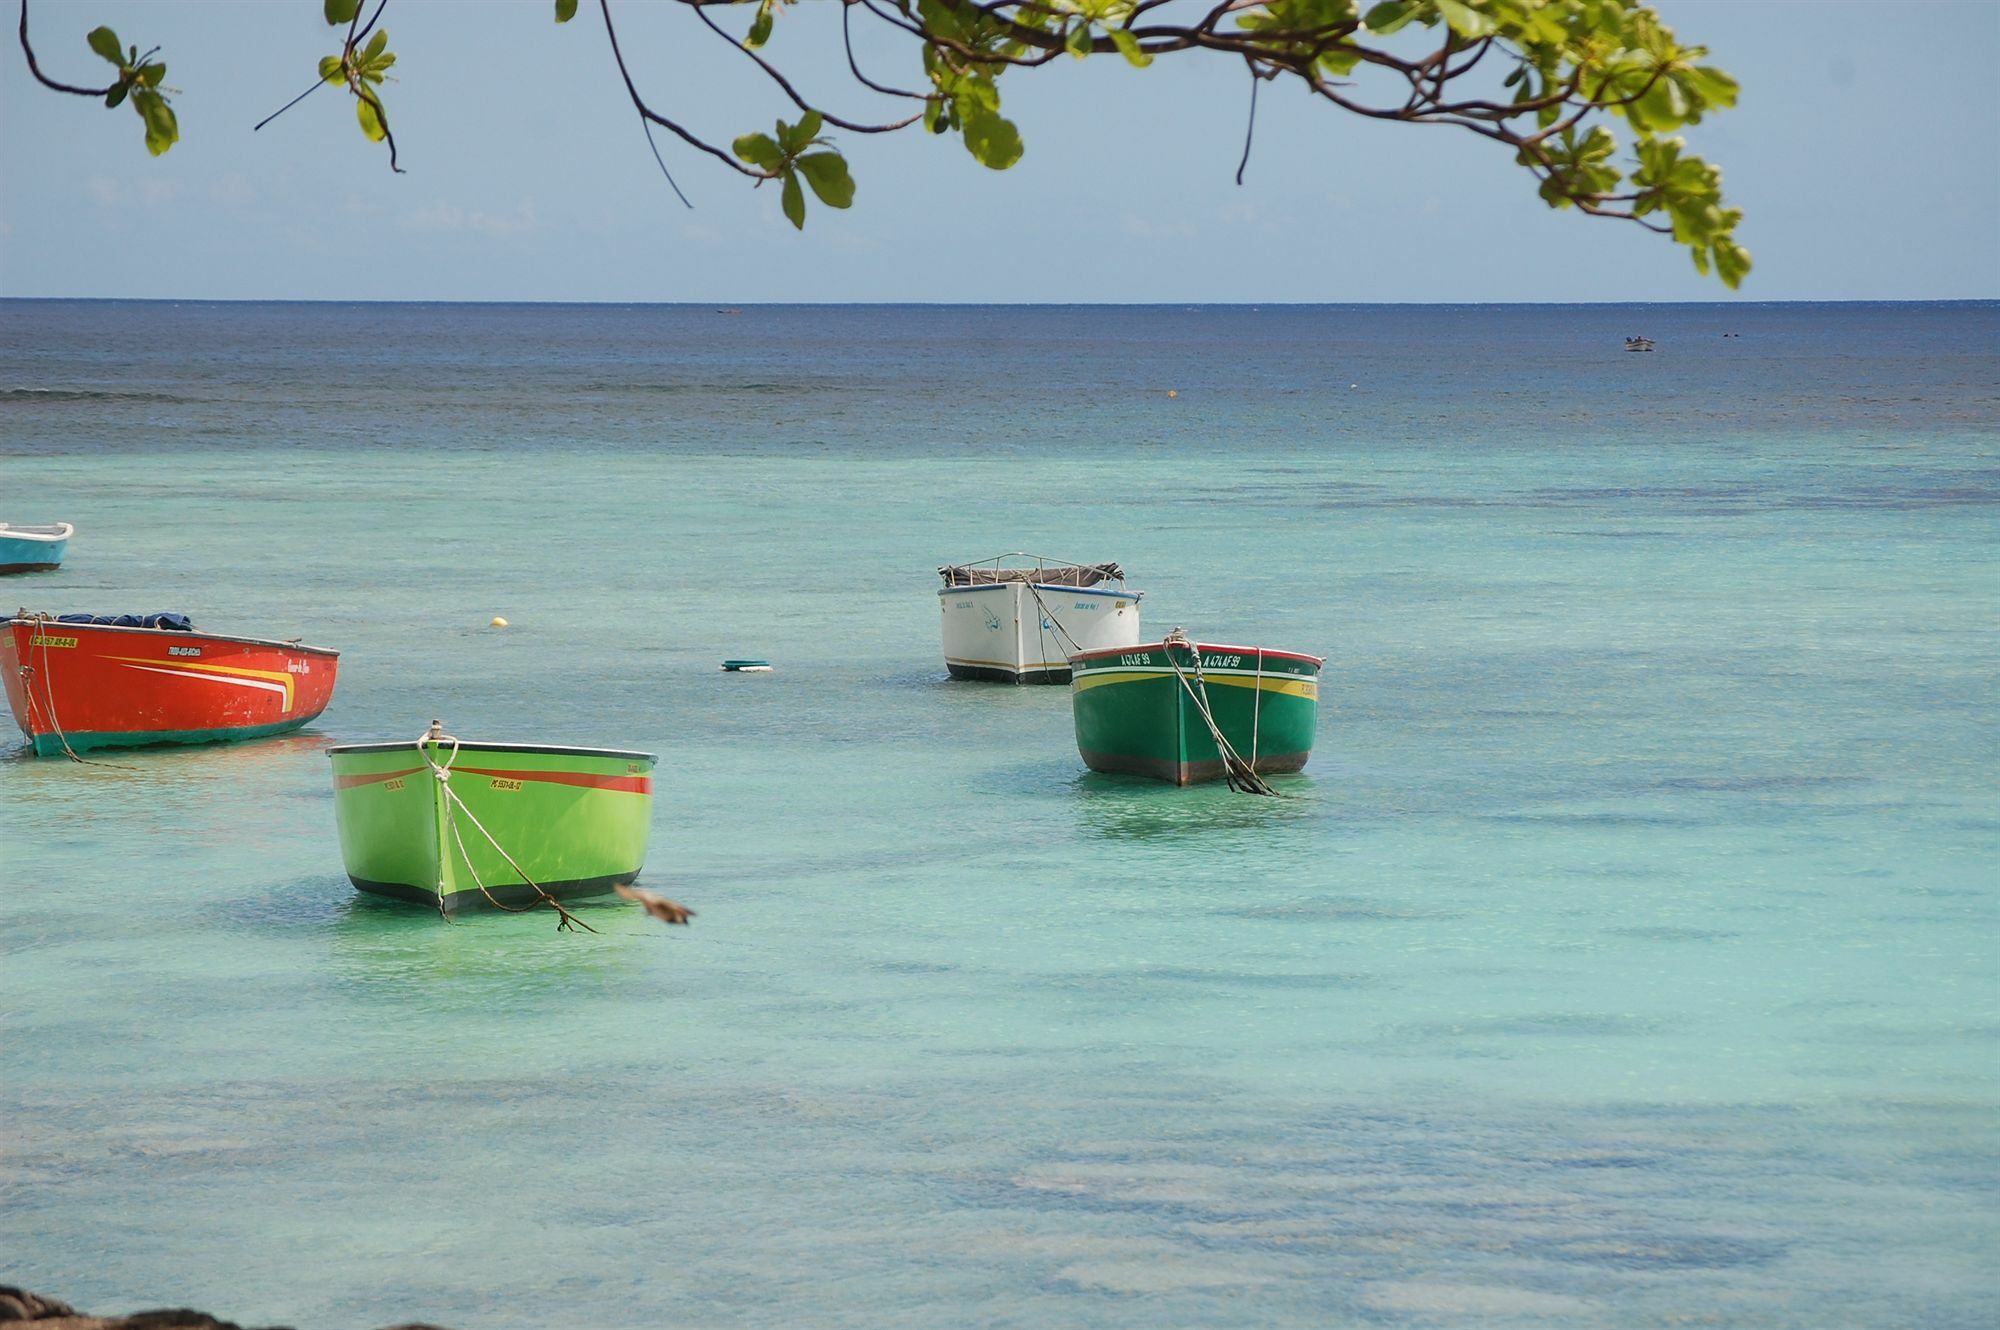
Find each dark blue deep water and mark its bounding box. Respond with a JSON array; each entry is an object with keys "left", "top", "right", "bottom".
[{"left": 2, "top": 300, "right": 1996, "bottom": 1328}]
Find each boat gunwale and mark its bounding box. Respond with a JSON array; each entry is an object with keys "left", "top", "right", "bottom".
[
  {"left": 1, "top": 617, "right": 340, "bottom": 658},
  {"left": 1068, "top": 640, "right": 1325, "bottom": 668},
  {"left": 327, "top": 739, "right": 658, "bottom": 762},
  {"left": 937, "top": 582, "right": 1141, "bottom": 599},
  {"left": 0, "top": 522, "right": 75, "bottom": 543}
]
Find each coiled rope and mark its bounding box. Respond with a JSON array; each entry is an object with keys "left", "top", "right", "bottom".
[{"left": 415, "top": 722, "right": 597, "bottom": 933}]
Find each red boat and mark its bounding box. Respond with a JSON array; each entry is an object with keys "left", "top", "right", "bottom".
[{"left": 1, "top": 613, "right": 339, "bottom": 758}]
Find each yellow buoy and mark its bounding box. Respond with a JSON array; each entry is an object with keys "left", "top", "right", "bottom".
[
  {"left": 489, "top": 616, "right": 509, "bottom": 628},
  {"left": 1167, "top": 389, "right": 1179, "bottom": 398}
]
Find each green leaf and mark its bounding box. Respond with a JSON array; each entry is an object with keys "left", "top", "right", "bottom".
[
  {"left": 795, "top": 152, "right": 854, "bottom": 208},
  {"left": 1714, "top": 239, "right": 1750, "bottom": 289},
  {"left": 104, "top": 81, "right": 129, "bottom": 109},
  {"left": 1434, "top": 0, "right": 1497, "bottom": 38},
  {"left": 1065, "top": 23, "right": 1091, "bottom": 59},
  {"left": 949, "top": 74, "right": 999, "bottom": 113},
  {"left": 555, "top": 0, "right": 579, "bottom": 21},
  {"left": 781, "top": 169, "right": 805, "bottom": 229},
  {"left": 732, "top": 132, "right": 783, "bottom": 171},
  {"left": 324, "top": 0, "right": 362, "bottom": 26},
  {"left": 1362, "top": 2, "right": 1414, "bottom": 35},
  {"left": 136, "top": 62, "right": 164, "bottom": 86},
  {"left": 960, "top": 108, "right": 1023, "bottom": 170},
  {"left": 362, "top": 29, "right": 389, "bottom": 62},
  {"left": 356, "top": 92, "right": 387, "bottom": 142},
  {"left": 746, "top": 0, "right": 773, "bottom": 48},
  {"left": 320, "top": 55, "right": 346, "bottom": 83},
  {"left": 132, "top": 89, "right": 177, "bottom": 156},
  {"left": 1635, "top": 75, "right": 1689, "bottom": 129},
  {"left": 1682, "top": 65, "right": 1739, "bottom": 110},
  {"left": 86, "top": 26, "right": 123, "bottom": 65},
  {"left": 1107, "top": 29, "right": 1151, "bottom": 68},
  {"left": 778, "top": 111, "right": 823, "bottom": 154}
]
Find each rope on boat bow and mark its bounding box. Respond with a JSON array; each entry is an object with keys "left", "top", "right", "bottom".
[
  {"left": 417, "top": 720, "right": 597, "bottom": 933},
  {"left": 1024, "top": 581, "right": 1086, "bottom": 664},
  {"left": 17, "top": 610, "right": 135, "bottom": 768},
  {"left": 1162, "top": 628, "right": 1280, "bottom": 797}
]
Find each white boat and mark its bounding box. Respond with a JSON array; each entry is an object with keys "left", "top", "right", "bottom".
[
  {"left": 0, "top": 522, "right": 73, "bottom": 574},
  {"left": 938, "top": 553, "right": 1143, "bottom": 684}
]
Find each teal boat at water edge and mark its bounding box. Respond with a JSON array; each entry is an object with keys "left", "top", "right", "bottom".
[{"left": 1069, "top": 634, "right": 1323, "bottom": 786}]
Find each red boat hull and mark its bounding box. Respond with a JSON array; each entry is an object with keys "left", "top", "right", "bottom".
[{"left": 1, "top": 618, "right": 339, "bottom": 757}]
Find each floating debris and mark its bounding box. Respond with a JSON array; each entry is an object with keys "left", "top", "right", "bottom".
[{"left": 615, "top": 882, "right": 696, "bottom": 925}]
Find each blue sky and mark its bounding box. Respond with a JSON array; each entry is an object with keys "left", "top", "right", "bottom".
[{"left": 2, "top": 0, "right": 1995, "bottom": 302}]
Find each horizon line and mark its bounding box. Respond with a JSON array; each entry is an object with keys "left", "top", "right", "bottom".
[{"left": 2, "top": 296, "right": 1995, "bottom": 309}]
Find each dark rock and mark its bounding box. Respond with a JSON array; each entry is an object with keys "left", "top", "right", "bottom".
[
  {"left": 0, "top": 1290, "right": 441, "bottom": 1330},
  {"left": 0, "top": 1288, "right": 80, "bottom": 1321}
]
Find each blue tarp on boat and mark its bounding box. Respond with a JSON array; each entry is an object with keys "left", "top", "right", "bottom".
[{"left": 55, "top": 613, "right": 195, "bottom": 631}]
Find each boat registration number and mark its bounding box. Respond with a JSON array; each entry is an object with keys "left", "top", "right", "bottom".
[
  {"left": 28, "top": 635, "right": 77, "bottom": 648},
  {"left": 489, "top": 778, "right": 524, "bottom": 792},
  {"left": 168, "top": 645, "right": 202, "bottom": 657},
  {"left": 383, "top": 778, "right": 406, "bottom": 792}
]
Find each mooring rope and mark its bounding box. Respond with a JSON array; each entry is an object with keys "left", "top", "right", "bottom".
[
  {"left": 415, "top": 723, "right": 597, "bottom": 933},
  {"left": 21, "top": 611, "right": 135, "bottom": 769},
  {"left": 1024, "top": 581, "right": 1087, "bottom": 674},
  {"left": 1161, "top": 628, "right": 1279, "bottom": 796},
  {"left": 1251, "top": 647, "right": 1265, "bottom": 771}
]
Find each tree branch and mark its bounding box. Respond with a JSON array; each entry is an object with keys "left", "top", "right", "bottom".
[
  {"left": 598, "top": 0, "right": 770, "bottom": 178},
  {"left": 684, "top": 0, "right": 922, "bottom": 134},
  {"left": 17, "top": 0, "right": 114, "bottom": 97}
]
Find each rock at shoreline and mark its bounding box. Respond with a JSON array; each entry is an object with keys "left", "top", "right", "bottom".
[
  {"left": 0, "top": 1288, "right": 457, "bottom": 1330},
  {"left": 0, "top": 1290, "right": 77, "bottom": 1321}
]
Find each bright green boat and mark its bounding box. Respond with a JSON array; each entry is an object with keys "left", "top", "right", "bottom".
[
  {"left": 329, "top": 724, "right": 656, "bottom": 913},
  {"left": 1069, "top": 634, "right": 1323, "bottom": 786}
]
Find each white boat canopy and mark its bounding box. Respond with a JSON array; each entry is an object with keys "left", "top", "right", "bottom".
[{"left": 939, "top": 553, "right": 1125, "bottom": 588}]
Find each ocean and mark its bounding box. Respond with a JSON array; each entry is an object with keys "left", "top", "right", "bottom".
[{"left": 1, "top": 300, "right": 1994, "bottom": 1328}]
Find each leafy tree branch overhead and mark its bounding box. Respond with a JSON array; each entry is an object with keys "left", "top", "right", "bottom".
[{"left": 13, "top": 0, "right": 1750, "bottom": 286}]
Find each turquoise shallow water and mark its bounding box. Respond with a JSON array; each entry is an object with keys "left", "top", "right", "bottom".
[{"left": 1, "top": 301, "right": 1996, "bottom": 1328}]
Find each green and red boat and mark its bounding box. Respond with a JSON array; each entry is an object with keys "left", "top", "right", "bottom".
[
  {"left": 1068, "top": 633, "right": 1324, "bottom": 786},
  {"left": 329, "top": 723, "right": 656, "bottom": 914}
]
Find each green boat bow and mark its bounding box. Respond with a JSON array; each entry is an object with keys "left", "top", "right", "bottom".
[
  {"left": 329, "top": 732, "right": 656, "bottom": 913},
  {"left": 1068, "top": 638, "right": 1323, "bottom": 786}
]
